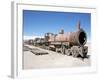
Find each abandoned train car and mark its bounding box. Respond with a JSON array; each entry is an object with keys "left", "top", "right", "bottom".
[{"left": 30, "top": 21, "right": 88, "bottom": 58}]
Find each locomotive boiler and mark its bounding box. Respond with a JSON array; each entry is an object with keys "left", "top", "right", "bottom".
[{"left": 44, "top": 21, "right": 88, "bottom": 58}]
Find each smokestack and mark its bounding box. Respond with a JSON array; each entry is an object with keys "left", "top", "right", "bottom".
[
  {"left": 77, "top": 21, "right": 80, "bottom": 31},
  {"left": 59, "top": 29, "right": 64, "bottom": 34}
]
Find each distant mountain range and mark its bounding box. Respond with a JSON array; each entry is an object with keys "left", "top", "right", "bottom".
[{"left": 24, "top": 35, "right": 43, "bottom": 40}]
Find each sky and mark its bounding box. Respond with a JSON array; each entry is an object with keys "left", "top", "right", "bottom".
[{"left": 23, "top": 10, "right": 91, "bottom": 41}]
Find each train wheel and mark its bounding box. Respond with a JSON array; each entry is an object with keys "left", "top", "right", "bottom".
[
  {"left": 78, "top": 47, "right": 83, "bottom": 57},
  {"left": 55, "top": 48, "right": 59, "bottom": 52},
  {"left": 61, "top": 45, "right": 66, "bottom": 54},
  {"left": 83, "top": 46, "right": 88, "bottom": 58},
  {"left": 65, "top": 49, "right": 71, "bottom": 56},
  {"left": 71, "top": 46, "right": 79, "bottom": 57}
]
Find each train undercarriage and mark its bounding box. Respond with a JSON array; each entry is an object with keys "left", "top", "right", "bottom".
[{"left": 44, "top": 41, "right": 88, "bottom": 58}]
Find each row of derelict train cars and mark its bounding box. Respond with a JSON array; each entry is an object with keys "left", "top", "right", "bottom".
[{"left": 24, "top": 21, "right": 88, "bottom": 58}]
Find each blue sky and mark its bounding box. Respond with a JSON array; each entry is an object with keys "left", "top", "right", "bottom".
[{"left": 23, "top": 10, "right": 91, "bottom": 41}]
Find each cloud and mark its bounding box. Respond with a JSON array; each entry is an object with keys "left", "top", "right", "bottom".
[{"left": 24, "top": 35, "right": 43, "bottom": 40}]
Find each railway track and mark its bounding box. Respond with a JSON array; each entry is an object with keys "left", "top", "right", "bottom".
[{"left": 23, "top": 45, "right": 48, "bottom": 55}]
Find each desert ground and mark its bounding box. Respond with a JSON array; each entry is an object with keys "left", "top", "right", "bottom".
[{"left": 23, "top": 43, "right": 91, "bottom": 69}]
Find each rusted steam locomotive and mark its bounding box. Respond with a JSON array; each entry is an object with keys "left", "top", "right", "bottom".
[
  {"left": 32, "top": 21, "right": 88, "bottom": 58},
  {"left": 43, "top": 21, "right": 88, "bottom": 58}
]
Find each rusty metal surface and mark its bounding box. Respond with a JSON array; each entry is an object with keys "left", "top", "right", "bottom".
[{"left": 45, "top": 21, "right": 87, "bottom": 46}]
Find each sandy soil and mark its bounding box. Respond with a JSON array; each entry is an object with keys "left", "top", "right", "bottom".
[{"left": 23, "top": 44, "right": 91, "bottom": 69}]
